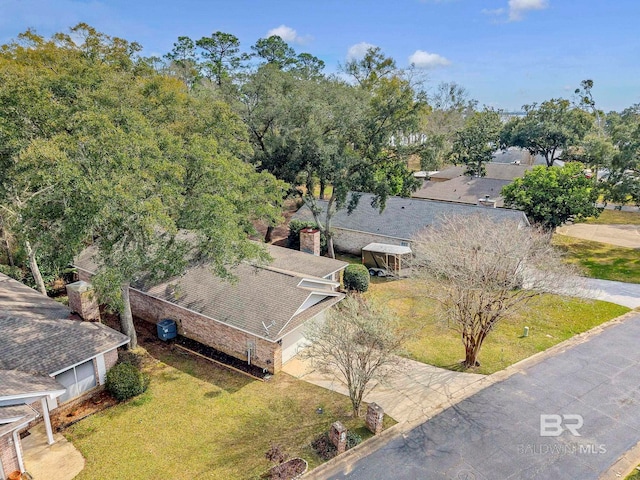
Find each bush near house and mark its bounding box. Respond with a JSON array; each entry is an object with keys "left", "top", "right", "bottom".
[
  {"left": 106, "top": 362, "right": 149, "bottom": 401},
  {"left": 343, "top": 264, "right": 370, "bottom": 292},
  {"left": 287, "top": 220, "right": 327, "bottom": 254}
]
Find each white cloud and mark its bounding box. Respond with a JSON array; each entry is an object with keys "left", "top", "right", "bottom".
[
  {"left": 347, "top": 42, "right": 376, "bottom": 60},
  {"left": 266, "top": 25, "right": 311, "bottom": 45},
  {"left": 408, "top": 50, "right": 451, "bottom": 69},
  {"left": 508, "top": 0, "right": 549, "bottom": 21}
]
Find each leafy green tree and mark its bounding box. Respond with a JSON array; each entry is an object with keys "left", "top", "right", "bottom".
[
  {"left": 603, "top": 105, "right": 640, "bottom": 205},
  {"left": 449, "top": 109, "right": 502, "bottom": 177},
  {"left": 196, "top": 31, "right": 248, "bottom": 86},
  {"left": 343, "top": 46, "right": 396, "bottom": 89},
  {"left": 163, "top": 36, "right": 201, "bottom": 89},
  {"left": 0, "top": 25, "right": 285, "bottom": 350},
  {"left": 251, "top": 35, "right": 298, "bottom": 69},
  {"left": 501, "top": 99, "right": 594, "bottom": 167},
  {"left": 502, "top": 163, "right": 601, "bottom": 230}
]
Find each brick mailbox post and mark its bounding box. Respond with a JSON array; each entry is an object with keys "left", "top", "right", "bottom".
[
  {"left": 366, "top": 402, "right": 385, "bottom": 435},
  {"left": 329, "top": 421, "right": 347, "bottom": 454}
]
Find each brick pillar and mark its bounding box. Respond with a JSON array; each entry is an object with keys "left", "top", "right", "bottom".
[
  {"left": 329, "top": 421, "right": 347, "bottom": 454},
  {"left": 366, "top": 402, "right": 385, "bottom": 435},
  {"left": 66, "top": 281, "right": 101, "bottom": 321},
  {"left": 300, "top": 228, "right": 320, "bottom": 256}
]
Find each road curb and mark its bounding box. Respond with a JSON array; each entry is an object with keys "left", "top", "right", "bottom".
[{"left": 303, "top": 310, "right": 640, "bottom": 478}]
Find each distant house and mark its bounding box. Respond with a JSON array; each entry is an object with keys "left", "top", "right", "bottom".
[
  {"left": 0, "top": 273, "right": 129, "bottom": 478},
  {"left": 291, "top": 193, "right": 529, "bottom": 255},
  {"left": 412, "top": 176, "right": 510, "bottom": 207},
  {"left": 74, "top": 243, "right": 348, "bottom": 374},
  {"left": 427, "top": 162, "right": 533, "bottom": 183}
]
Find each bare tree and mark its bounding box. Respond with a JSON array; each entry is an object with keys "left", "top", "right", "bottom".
[
  {"left": 303, "top": 295, "right": 408, "bottom": 417},
  {"left": 411, "top": 214, "right": 580, "bottom": 369}
]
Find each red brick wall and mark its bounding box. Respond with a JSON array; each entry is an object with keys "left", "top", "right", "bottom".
[
  {"left": 104, "top": 349, "right": 118, "bottom": 372},
  {"left": 0, "top": 433, "right": 21, "bottom": 477},
  {"left": 128, "top": 289, "right": 281, "bottom": 373}
]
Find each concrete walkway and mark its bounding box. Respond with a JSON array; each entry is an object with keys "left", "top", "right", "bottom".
[
  {"left": 576, "top": 277, "right": 640, "bottom": 309},
  {"left": 327, "top": 311, "right": 640, "bottom": 480},
  {"left": 283, "top": 356, "right": 484, "bottom": 423},
  {"left": 557, "top": 224, "right": 640, "bottom": 249},
  {"left": 22, "top": 422, "right": 85, "bottom": 480}
]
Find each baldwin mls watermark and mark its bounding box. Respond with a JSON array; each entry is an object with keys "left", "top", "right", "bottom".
[{"left": 517, "top": 414, "right": 606, "bottom": 455}]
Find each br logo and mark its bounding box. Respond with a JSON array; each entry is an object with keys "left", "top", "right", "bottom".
[{"left": 540, "top": 414, "right": 583, "bottom": 437}]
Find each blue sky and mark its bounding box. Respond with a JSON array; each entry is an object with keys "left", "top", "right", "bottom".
[{"left": 1, "top": 0, "right": 639, "bottom": 112}]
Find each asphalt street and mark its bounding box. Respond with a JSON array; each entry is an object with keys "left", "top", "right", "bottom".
[{"left": 330, "top": 312, "right": 640, "bottom": 480}]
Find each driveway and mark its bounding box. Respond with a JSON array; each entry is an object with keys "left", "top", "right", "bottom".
[
  {"left": 552, "top": 277, "right": 640, "bottom": 309},
  {"left": 283, "top": 356, "right": 484, "bottom": 423},
  {"left": 327, "top": 312, "right": 640, "bottom": 480},
  {"left": 556, "top": 224, "right": 640, "bottom": 249},
  {"left": 22, "top": 422, "right": 85, "bottom": 480}
]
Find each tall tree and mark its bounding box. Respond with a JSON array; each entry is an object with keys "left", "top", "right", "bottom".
[
  {"left": 196, "top": 31, "right": 248, "bottom": 86},
  {"left": 448, "top": 109, "right": 502, "bottom": 177},
  {"left": 502, "top": 163, "right": 601, "bottom": 230},
  {"left": 251, "top": 35, "right": 298, "bottom": 69},
  {"left": 343, "top": 46, "right": 396, "bottom": 89},
  {"left": 412, "top": 215, "right": 579, "bottom": 369},
  {"left": 163, "top": 36, "right": 201, "bottom": 89},
  {"left": 501, "top": 99, "right": 594, "bottom": 167}
]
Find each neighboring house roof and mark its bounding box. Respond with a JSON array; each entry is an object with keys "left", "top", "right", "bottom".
[
  {"left": 491, "top": 147, "right": 548, "bottom": 166},
  {"left": 0, "top": 370, "right": 65, "bottom": 398},
  {"left": 429, "top": 162, "right": 533, "bottom": 182},
  {"left": 412, "top": 177, "right": 510, "bottom": 207},
  {"left": 73, "top": 243, "right": 347, "bottom": 342},
  {"left": 292, "top": 193, "right": 529, "bottom": 242},
  {"left": 0, "top": 273, "right": 130, "bottom": 376}
]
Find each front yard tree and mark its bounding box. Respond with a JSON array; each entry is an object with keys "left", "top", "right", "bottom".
[
  {"left": 501, "top": 99, "right": 593, "bottom": 167},
  {"left": 412, "top": 215, "right": 577, "bottom": 369},
  {"left": 303, "top": 295, "right": 407, "bottom": 417},
  {"left": 501, "top": 162, "right": 601, "bottom": 230},
  {"left": 449, "top": 109, "right": 502, "bottom": 177}
]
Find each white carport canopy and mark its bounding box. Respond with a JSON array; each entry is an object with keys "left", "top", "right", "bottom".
[{"left": 362, "top": 243, "right": 412, "bottom": 255}]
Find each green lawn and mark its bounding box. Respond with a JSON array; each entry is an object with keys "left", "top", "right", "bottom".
[
  {"left": 66, "top": 346, "right": 387, "bottom": 480},
  {"left": 553, "top": 235, "right": 640, "bottom": 284},
  {"left": 367, "top": 279, "right": 629, "bottom": 375},
  {"left": 584, "top": 209, "right": 640, "bottom": 225},
  {"left": 627, "top": 467, "right": 640, "bottom": 480}
]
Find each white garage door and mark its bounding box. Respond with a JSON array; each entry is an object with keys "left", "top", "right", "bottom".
[
  {"left": 281, "top": 328, "right": 309, "bottom": 364},
  {"left": 55, "top": 360, "right": 97, "bottom": 403}
]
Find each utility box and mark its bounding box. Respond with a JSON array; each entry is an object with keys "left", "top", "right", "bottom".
[{"left": 157, "top": 319, "right": 177, "bottom": 341}]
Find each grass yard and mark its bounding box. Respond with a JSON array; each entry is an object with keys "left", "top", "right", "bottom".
[
  {"left": 367, "top": 279, "right": 629, "bottom": 375},
  {"left": 553, "top": 235, "right": 640, "bottom": 284},
  {"left": 584, "top": 209, "right": 640, "bottom": 225},
  {"left": 66, "top": 345, "right": 388, "bottom": 480}
]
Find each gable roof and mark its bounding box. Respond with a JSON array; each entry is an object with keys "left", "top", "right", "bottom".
[
  {"left": 0, "top": 370, "right": 65, "bottom": 398},
  {"left": 292, "top": 193, "right": 529, "bottom": 242},
  {"left": 74, "top": 243, "right": 347, "bottom": 342},
  {"left": 412, "top": 177, "right": 510, "bottom": 206},
  {"left": 0, "top": 273, "right": 130, "bottom": 376}
]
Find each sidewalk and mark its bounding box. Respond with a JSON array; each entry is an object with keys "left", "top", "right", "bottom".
[
  {"left": 21, "top": 422, "right": 84, "bottom": 480},
  {"left": 557, "top": 224, "right": 640, "bottom": 249},
  {"left": 283, "top": 356, "right": 484, "bottom": 423}
]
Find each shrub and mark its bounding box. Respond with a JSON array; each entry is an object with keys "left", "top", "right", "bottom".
[
  {"left": 346, "top": 431, "right": 362, "bottom": 449},
  {"left": 287, "top": 220, "right": 327, "bottom": 255},
  {"left": 106, "top": 362, "right": 149, "bottom": 401},
  {"left": 343, "top": 264, "right": 369, "bottom": 292}
]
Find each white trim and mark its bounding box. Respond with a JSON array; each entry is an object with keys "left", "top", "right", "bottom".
[
  {"left": 0, "top": 390, "right": 66, "bottom": 403},
  {"left": 40, "top": 397, "right": 54, "bottom": 445},
  {"left": 296, "top": 277, "right": 339, "bottom": 288}
]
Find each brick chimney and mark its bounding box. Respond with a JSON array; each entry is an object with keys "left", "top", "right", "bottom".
[
  {"left": 300, "top": 228, "right": 320, "bottom": 256},
  {"left": 66, "top": 281, "right": 101, "bottom": 321}
]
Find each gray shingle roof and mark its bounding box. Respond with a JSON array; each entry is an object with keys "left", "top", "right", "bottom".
[
  {"left": 429, "top": 162, "right": 533, "bottom": 181},
  {"left": 0, "top": 273, "right": 129, "bottom": 375},
  {"left": 413, "top": 177, "right": 510, "bottom": 206},
  {"left": 0, "top": 370, "right": 64, "bottom": 397},
  {"left": 292, "top": 193, "right": 529, "bottom": 241},
  {"left": 74, "top": 241, "right": 347, "bottom": 342}
]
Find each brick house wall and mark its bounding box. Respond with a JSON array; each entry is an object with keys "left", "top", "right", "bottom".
[
  {"left": 128, "top": 289, "right": 282, "bottom": 373},
  {"left": 331, "top": 228, "right": 410, "bottom": 255},
  {"left": 0, "top": 434, "right": 20, "bottom": 477},
  {"left": 103, "top": 349, "right": 118, "bottom": 372}
]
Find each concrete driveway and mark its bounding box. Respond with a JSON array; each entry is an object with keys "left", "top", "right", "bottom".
[
  {"left": 283, "top": 356, "right": 484, "bottom": 423},
  {"left": 326, "top": 312, "right": 640, "bottom": 480},
  {"left": 556, "top": 224, "right": 640, "bottom": 249},
  {"left": 22, "top": 422, "right": 84, "bottom": 480}
]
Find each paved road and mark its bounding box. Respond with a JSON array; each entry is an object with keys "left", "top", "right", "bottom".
[
  {"left": 556, "top": 225, "right": 640, "bottom": 249},
  {"left": 329, "top": 313, "right": 640, "bottom": 480}
]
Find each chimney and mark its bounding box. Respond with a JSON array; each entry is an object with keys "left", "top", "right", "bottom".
[
  {"left": 66, "top": 281, "right": 101, "bottom": 321},
  {"left": 300, "top": 228, "right": 320, "bottom": 256},
  {"left": 478, "top": 195, "right": 497, "bottom": 208}
]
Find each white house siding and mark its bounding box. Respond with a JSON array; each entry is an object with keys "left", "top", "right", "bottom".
[{"left": 54, "top": 360, "right": 97, "bottom": 403}]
